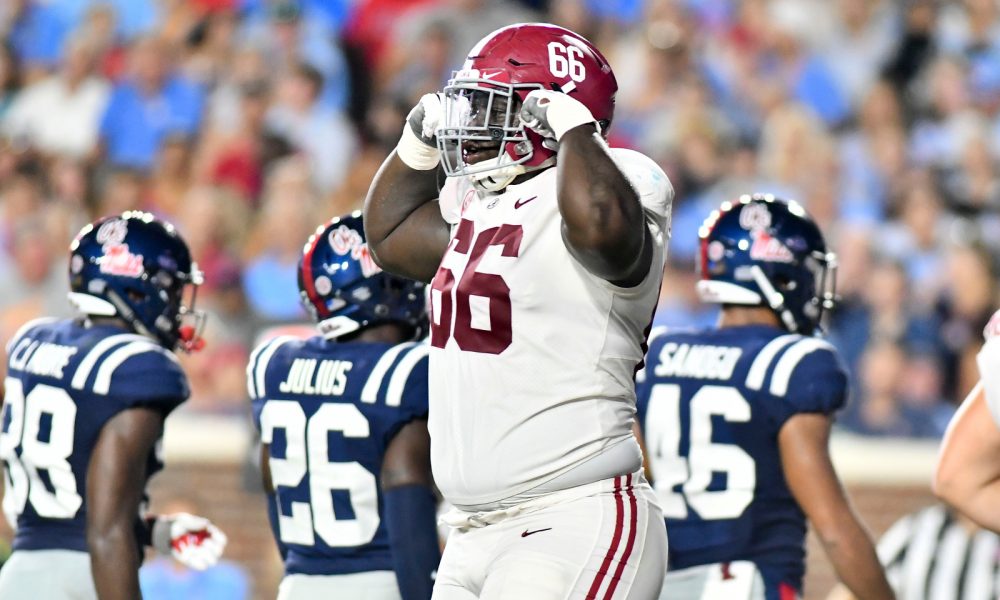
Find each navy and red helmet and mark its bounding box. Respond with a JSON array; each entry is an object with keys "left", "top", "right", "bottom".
[
  {"left": 437, "top": 22, "right": 618, "bottom": 191},
  {"left": 697, "top": 194, "right": 837, "bottom": 335},
  {"left": 298, "top": 211, "right": 427, "bottom": 340},
  {"left": 68, "top": 211, "right": 206, "bottom": 352}
]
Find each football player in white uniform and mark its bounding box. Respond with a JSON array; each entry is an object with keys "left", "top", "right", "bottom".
[
  {"left": 935, "top": 312, "right": 1000, "bottom": 533},
  {"left": 364, "top": 22, "right": 673, "bottom": 600}
]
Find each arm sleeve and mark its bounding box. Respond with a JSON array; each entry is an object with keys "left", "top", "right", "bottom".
[
  {"left": 768, "top": 341, "right": 849, "bottom": 427},
  {"left": 384, "top": 484, "right": 440, "bottom": 600}
]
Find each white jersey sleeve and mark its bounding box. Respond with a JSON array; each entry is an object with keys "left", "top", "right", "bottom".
[
  {"left": 977, "top": 310, "right": 1000, "bottom": 427},
  {"left": 438, "top": 176, "right": 478, "bottom": 225},
  {"left": 611, "top": 147, "right": 674, "bottom": 242}
]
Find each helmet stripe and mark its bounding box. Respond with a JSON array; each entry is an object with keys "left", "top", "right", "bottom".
[{"left": 300, "top": 231, "right": 325, "bottom": 318}]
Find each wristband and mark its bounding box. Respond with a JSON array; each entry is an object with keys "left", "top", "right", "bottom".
[
  {"left": 546, "top": 97, "right": 598, "bottom": 141},
  {"left": 396, "top": 125, "right": 441, "bottom": 171}
]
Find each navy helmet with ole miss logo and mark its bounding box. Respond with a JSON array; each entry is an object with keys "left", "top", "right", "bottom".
[
  {"left": 298, "top": 211, "right": 427, "bottom": 340},
  {"left": 697, "top": 194, "right": 838, "bottom": 335},
  {"left": 68, "top": 211, "right": 206, "bottom": 352}
]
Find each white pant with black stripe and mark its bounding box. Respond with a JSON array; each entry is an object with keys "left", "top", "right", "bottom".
[{"left": 432, "top": 471, "right": 667, "bottom": 600}]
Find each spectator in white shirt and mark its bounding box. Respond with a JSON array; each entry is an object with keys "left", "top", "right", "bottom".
[
  {"left": 2, "top": 34, "right": 108, "bottom": 158},
  {"left": 265, "top": 61, "right": 356, "bottom": 194}
]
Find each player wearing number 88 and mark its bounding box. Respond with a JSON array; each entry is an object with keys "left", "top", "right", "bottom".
[
  {"left": 248, "top": 212, "right": 439, "bottom": 600},
  {"left": 634, "top": 195, "right": 893, "bottom": 600},
  {"left": 0, "top": 212, "right": 227, "bottom": 600},
  {"left": 366, "top": 22, "right": 673, "bottom": 600}
]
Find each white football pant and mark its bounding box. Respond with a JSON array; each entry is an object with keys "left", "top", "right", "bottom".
[
  {"left": 659, "top": 561, "right": 788, "bottom": 600},
  {"left": 433, "top": 471, "right": 667, "bottom": 600},
  {"left": 0, "top": 549, "right": 98, "bottom": 599},
  {"left": 276, "top": 570, "right": 402, "bottom": 600}
]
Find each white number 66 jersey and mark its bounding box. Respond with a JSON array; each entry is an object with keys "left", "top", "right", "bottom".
[{"left": 428, "top": 148, "right": 673, "bottom": 510}]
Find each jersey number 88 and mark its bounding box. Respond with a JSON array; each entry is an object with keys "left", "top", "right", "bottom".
[{"left": 0, "top": 378, "right": 83, "bottom": 522}]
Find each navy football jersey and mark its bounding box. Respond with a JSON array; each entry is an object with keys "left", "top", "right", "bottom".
[
  {"left": 635, "top": 324, "right": 848, "bottom": 596},
  {"left": 0, "top": 318, "right": 189, "bottom": 552},
  {"left": 248, "top": 335, "right": 429, "bottom": 577}
]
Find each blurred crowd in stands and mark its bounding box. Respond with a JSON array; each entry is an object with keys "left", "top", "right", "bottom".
[{"left": 1, "top": 0, "right": 999, "bottom": 438}]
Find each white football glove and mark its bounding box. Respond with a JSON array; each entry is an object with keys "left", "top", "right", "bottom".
[
  {"left": 152, "top": 512, "right": 228, "bottom": 571},
  {"left": 519, "top": 89, "right": 598, "bottom": 143},
  {"left": 397, "top": 93, "right": 445, "bottom": 170}
]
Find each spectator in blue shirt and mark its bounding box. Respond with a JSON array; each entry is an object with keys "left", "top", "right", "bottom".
[
  {"left": 140, "top": 558, "right": 249, "bottom": 600},
  {"left": 99, "top": 36, "right": 204, "bottom": 170},
  {"left": 241, "top": 0, "right": 350, "bottom": 111},
  {"left": 4, "top": 0, "right": 69, "bottom": 72}
]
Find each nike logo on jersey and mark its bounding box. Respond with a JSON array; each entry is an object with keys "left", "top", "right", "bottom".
[
  {"left": 514, "top": 196, "right": 538, "bottom": 209},
  {"left": 521, "top": 527, "right": 552, "bottom": 537}
]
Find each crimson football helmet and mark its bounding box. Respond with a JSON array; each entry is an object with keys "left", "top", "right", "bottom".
[{"left": 436, "top": 23, "right": 618, "bottom": 191}]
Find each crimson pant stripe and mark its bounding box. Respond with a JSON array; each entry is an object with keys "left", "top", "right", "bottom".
[
  {"left": 586, "top": 476, "right": 625, "bottom": 600},
  {"left": 603, "top": 474, "right": 638, "bottom": 599}
]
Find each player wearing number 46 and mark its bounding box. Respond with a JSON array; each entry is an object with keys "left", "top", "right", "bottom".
[
  {"left": 635, "top": 195, "right": 894, "bottom": 600},
  {"left": 248, "top": 212, "right": 439, "bottom": 600},
  {"left": 0, "top": 212, "right": 227, "bottom": 600},
  {"left": 365, "top": 22, "right": 673, "bottom": 600}
]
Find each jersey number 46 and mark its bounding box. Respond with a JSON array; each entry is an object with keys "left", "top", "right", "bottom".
[{"left": 645, "top": 384, "right": 756, "bottom": 521}]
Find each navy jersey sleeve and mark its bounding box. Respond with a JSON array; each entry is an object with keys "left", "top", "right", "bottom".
[
  {"left": 5, "top": 317, "right": 59, "bottom": 357},
  {"left": 246, "top": 336, "right": 298, "bottom": 431},
  {"left": 381, "top": 343, "right": 430, "bottom": 444},
  {"left": 95, "top": 341, "right": 189, "bottom": 413},
  {"left": 766, "top": 338, "right": 848, "bottom": 425}
]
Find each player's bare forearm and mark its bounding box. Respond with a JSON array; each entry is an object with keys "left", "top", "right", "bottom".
[
  {"left": 934, "top": 383, "right": 1000, "bottom": 531},
  {"left": 816, "top": 515, "right": 895, "bottom": 600},
  {"left": 86, "top": 407, "right": 165, "bottom": 600},
  {"left": 556, "top": 125, "right": 651, "bottom": 286},
  {"left": 89, "top": 521, "right": 143, "bottom": 600},
  {"left": 382, "top": 418, "right": 433, "bottom": 490},
  {"left": 363, "top": 152, "right": 450, "bottom": 283},
  {"left": 779, "top": 413, "right": 894, "bottom": 600}
]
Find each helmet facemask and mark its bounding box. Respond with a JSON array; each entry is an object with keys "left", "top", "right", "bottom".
[
  {"left": 148, "top": 264, "right": 206, "bottom": 352},
  {"left": 749, "top": 250, "right": 838, "bottom": 335},
  {"left": 437, "top": 76, "right": 545, "bottom": 192},
  {"left": 801, "top": 250, "right": 838, "bottom": 332}
]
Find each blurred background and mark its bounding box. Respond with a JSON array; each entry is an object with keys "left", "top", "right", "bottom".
[{"left": 0, "top": 0, "right": 998, "bottom": 598}]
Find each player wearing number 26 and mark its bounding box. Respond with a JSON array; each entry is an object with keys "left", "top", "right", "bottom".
[
  {"left": 365, "top": 23, "right": 673, "bottom": 600},
  {"left": 635, "top": 195, "right": 894, "bottom": 600},
  {"left": 0, "top": 212, "right": 227, "bottom": 600},
  {"left": 248, "top": 212, "right": 439, "bottom": 600}
]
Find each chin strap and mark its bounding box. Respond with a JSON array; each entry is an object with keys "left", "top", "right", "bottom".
[
  {"left": 749, "top": 265, "right": 799, "bottom": 332},
  {"left": 469, "top": 155, "right": 556, "bottom": 193}
]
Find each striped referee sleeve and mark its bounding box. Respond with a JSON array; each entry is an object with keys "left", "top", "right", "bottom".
[{"left": 877, "top": 504, "right": 1000, "bottom": 600}]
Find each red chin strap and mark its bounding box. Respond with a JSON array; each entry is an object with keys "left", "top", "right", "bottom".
[{"left": 178, "top": 325, "right": 206, "bottom": 352}]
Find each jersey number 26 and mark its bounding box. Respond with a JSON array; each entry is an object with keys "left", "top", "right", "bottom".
[{"left": 260, "top": 401, "right": 378, "bottom": 548}]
